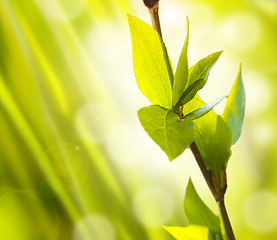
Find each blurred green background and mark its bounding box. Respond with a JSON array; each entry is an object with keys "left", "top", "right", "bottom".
[{"left": 0, "top": 0, "right": 276, "bottom": 239}]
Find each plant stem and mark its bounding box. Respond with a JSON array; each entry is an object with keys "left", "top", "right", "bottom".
[
  {"left": 189, "top": 141, "right": 219, "bottom": 201},
  {"left": 218, "top": 198, "right": 236, "bottom": 240},
  {"left": 145, "top": 3, "right": 236, "bottom": 239},
  {"left": 147, "top": 3, "right": 163, "bottom": 37}
]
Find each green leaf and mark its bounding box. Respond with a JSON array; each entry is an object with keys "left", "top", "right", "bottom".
[
  {"left": 194, "top": 109, "right": 232, "bottom": 184},
  {"left": 128, "top": 15, "right": 173, "bottom": 109},
  {"left": 181, "top": 94, "right": 232, "bottom": 182},
  {"left": 184, "top": 96, "right": 227, "bottom": 120},
  {"left": 163, "top": 225, "right": 210, "bottom": 240},
  {"left": 173, "top": 17, "right": 189, "bottom": 106},
  {"left": 222, "top": 65, "right": 245, "bottom": 145},
  {"left": 138, "top": 105, "right": 194, "bottom": 161},
  {"left": 176, "top": 51, "right": 222, "bottom": 107},
  {"left": 184, "top": 179, "right": 221, "bottom": 234}
]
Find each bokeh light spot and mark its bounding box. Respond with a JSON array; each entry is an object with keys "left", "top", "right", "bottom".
[
  {"left": 105, "top": 123, "right": 150, "bottom": 166},
  {"left": 252, "top": 122, "right": 274, "bottom": 146},
  {"left": 244, "top": 72, "right": 272, "bottom": 115},
  {"left": 74, "top": 215, "right": 115, "bottom": 240},
  {"left": 37, "top": 0, "right": 85, "bottom": 20},
  {"left": 39, "top": 143, "right": 89, "bottom": 196},
  {"left": 133, "top": 186, "right": 174, "bottom": 227},
  {"left": 220, "top": 14, "right": 261, "bottom": 51},
  {"left": 243, "top": 190, "right": 277, "bottom": 232},
  {"left": 76, "top": 102, "right": 118, "bottom": 144}
]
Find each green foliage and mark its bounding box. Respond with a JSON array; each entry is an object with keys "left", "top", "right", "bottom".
[
  {"left": 128, "top": 15, "right": 173, "bottom": 109},
  {"left": 222, "top": 65, "right": 246, "bottom": 145},
  {"left": 175, "top": 51, "right": 222, "bottom": 108},
  {"left": 194, "top": 110, "right": 232, "bottom": 184},
  {"left": 129, "top": 11, "right": 245, "bottom": 240},
  {"left": 184, "top": 179, "right": 221, "bottom": 235},
  {"left": 163, "top": 225, "right": 210, "bottom": 240},
  {"left": 138, "top": 105, "right": 194, "bottom": 161},
  {"left": 173, "top": 17, "right": 189, "bottom": 106}
]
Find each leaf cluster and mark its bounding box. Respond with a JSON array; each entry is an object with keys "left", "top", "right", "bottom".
[{"left": 128, "top": 14, "right": 245, "bottom": 239}]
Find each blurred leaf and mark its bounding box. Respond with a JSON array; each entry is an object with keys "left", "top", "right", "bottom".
[
  {"left": 222, "top": 65, "right": 245, "bottom": 145},
  {"left": 184, "top": 179, "right": 221, "bottom": 234},
  {"left": 128, "top": 15, "right": 173, "bottom": 109},
  {"left": 176, "top": 51, "right": 222, "bottom": 107},
  {"left": 138, "top": 105, "right": 194, "bottom": 161},
  {"left": 163, "top": 225, "right": 210, "bottom": 240},
  {"left": 173, "top": 17, "right": 189, "bottom": 106},
  {"left": 184, "top": 96, "right": 226, "bottom": 120}
]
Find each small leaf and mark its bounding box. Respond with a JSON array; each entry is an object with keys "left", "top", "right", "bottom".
[
  {"left": 138, "top": 105, "right": 194, "bottom": 161},
  {"left": 184, "top": 96, "right": 227, "bottom": 120},
  {"left": 222, "top": 65, "right": 246, "bottom": 145},
  {"left": 163, "top": 225, "right": 210, "bottom": 240},
  {"left": 173, "top": 17, "right": 189, "bottom": 106},
  {"left": 128, "top": 15, "right": 173, "bottom": 109},
  {"left": 176, "top": 51, "right": 222, "bottom": 107},
  {"left": 184, "top": 179, "right": 221, "bottom": 234}
]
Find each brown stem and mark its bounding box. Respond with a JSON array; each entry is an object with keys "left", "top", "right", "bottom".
[
  {"left": 148, "top": 3, "right": 162, "bottom": 37},
  {"left": 189, "top": 141, "right": 220, "bottom": 201},
  {"left": 218, "top": 198, "right": 236, "bottom": 240}
]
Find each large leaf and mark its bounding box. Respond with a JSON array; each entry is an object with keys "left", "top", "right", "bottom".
[
  {"left": 173, "top": 17, "right": 189, "bottom": 106},
  {"left": 184, "top": 179, "right": 221, "bottom": 234},
  {"left": 194, "top": 110, "right": 232, "bottom": 185},
  {"left": 128, "top": 15, "right": 173, "bottom": 109},
  {"left": 182, "top": 95, "right": 232, "bottom": 183},
  {"left": 138, "top": 105, "right": 194, "bottom": 161},
  {"left": 176, "top": 51, "right": 222, "bottom": 107},
  {"left": 222, "top": 65, "right": 245, "bottom": 145},
  {"left": 163, "top": 225, "right": 210, "bottom": 240}
]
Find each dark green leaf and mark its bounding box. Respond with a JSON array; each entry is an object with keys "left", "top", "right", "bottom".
[
  {"left": 128, "top": 15, "right": 173, "bottom": 109},
  {"left": 173, "top": 17, "right": 189, "bottom": 106},
  {"left": 138, "top": 105, "right": 194, "bottom": 161},
  {"left": 184, "top": 179, "right": 221, "bottom": 234},
  {"left": 222, "top": 65, "right": 245, "bottom": 145}
]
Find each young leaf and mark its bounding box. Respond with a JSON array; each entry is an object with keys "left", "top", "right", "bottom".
[
  {"left": 184, "top": 179, "right": 221, "bottom": 234},
  {"left": 222, "top": 65, "right": 245, "bottom": 145},
  {"left": 173, "top": 17, "right": 189, "bottom": 106},
  {"left": 184, "top": 96, "right": 227, "bottom": 120},
  {"left": 128, "top": 15, "right": 173, "bottom": 109},
  {"left": 194, "top": 110, "right": 232, "bottom": 185},
  {"left": 138, "top": 105, "right": 194, "bottom": 161},
  {"left": 176, "top": 51, "right": 222, "bottom": 107},
  {"left": 163, "top": 225, "right": 210, "bottom": 240}
]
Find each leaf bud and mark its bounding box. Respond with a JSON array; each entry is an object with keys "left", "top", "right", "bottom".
[{"left": 143, "top": 0, "right": 159, "bottom": 8}]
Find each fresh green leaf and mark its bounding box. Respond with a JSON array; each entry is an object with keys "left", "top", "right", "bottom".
[
  {"left": 181, "top": 94, "right": 232, "bottom": 182},
  {"left": 128, "top": 15, "right": 173, "bottom": 109},
  {"left": 222, "top": 65, "right": 245, "bottom": 145},
  {"left": 176, "top": 51, "right": 222, "bottom": 107},
  {"left": 194, "top": 109, "right": 232, "bottom": 184},
  {"left": 138, "top": 105, "right": 194, "bottom": 161},
  {"left": 163, "top": 225, "right": 210, "bottom": 240},
  {"left": 173, "top": 17, "right": 189, "bottom": 106},
  {"left": 184, "top": 179, "right": 221, "bottom": 234},
  {"left": 184, "top": 96, "right": 227, "bottom": 120}
]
